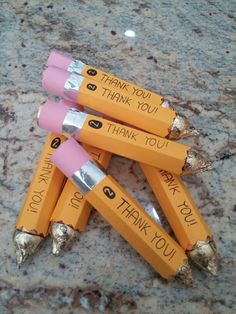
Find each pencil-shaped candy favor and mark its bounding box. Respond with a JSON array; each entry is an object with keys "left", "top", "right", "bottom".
[
  {"left": 42, "top": 66, "right": 198, "bottom": 140},
  {"left": 13, "top": 134, "right": 66, "bottom": 265},
  {"left": 140, "top": 164, "right": 217, "bottom": 275},
  {"left": 50, "top": 138, "right": 193, "bottom": 284},
  {"left": 50, "top": 144, "right": 112, "bottom": 254},
  {"left": 37, "top": 100, "right": 211, "bottom": 176}
]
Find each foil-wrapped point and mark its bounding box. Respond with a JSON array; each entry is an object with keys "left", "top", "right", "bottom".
[
  {"left": 13, "top": 230, "right": 43, "bottom": 266},
  {"left": 188, "top": 239, "right": 217, "bottom": 276},
  {"left": 160, "top": 100, "right": 172, "bottom": 109},
  {"left": 168, "top": 114, "right": 200, "bottom": 140},
  {"left": 183, "top": 149, "right": 213, "bottom": 175},
  {"left": 175, "top": 259, "right": 195, "bottom": 286},
  {"left": 51, "top": 222, "right": 79, "bottom": 255}
]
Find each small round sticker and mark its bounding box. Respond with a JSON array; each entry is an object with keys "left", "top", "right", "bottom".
[
  {"left": 88, "top": 120, "right": 103, "bottom": 129},
  {"left": 103, "top": 186, "right": 116, "bottom": 199},
  {"left": 87, "top": 83, "right": 97, "bottom": 91},
  {"left": 87, "top": 69, "right": 97, "bottom": 76},
  {"left": 51, "top": 137, "right": 61, "bottom": 149}
]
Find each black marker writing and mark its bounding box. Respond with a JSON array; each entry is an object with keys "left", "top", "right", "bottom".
[
  {"left": 27, "top": 190, "right": 45, "bottom": 213},
  {"left": 38, "top": 154, "right": 53, "bottom": 184},
  {"left": 102, "top": 87, "right": 132, "bottom": 106},
  {"left": 132, "top": 87, "right": 151, "bottom": 99},
  {"left": 137, "top": 101, "right": 158, "bottom": 115},
  {"left": 145, "top": 136, "right": 169, "bottom": 150},
  {"left": 107, "top": 123, "right": 138, "bottom": 142},
  {"left": 117, "top": 198, "right": 151, "bottom": 236},
  {"left": 159, "top": 170, "right": 180, "bottom": 195},
  {"left": 151, "top": 232, "right": 177, "bottom": 261},
  {"left": 101, "top": 74, "right": 129, "bottom": 91},
  {"left": 69, "top": 191, "right": 84, "bottom": 210},
  {"left": 177, "top": 201, "right": 198, "bottom": 226}
]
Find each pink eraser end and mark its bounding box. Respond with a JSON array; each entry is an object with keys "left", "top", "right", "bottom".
[
  {"left": 51, "top": 138, "right": 92, "bottom": 177},
  {"left": 47, "top": 50, "right": 73, "bottom": 70},
  {"left": 38, "top": 100, "right": 69, "bottom": 134},
  {"left": 42, "top": 66, "right": 70, "bottom": 97}
]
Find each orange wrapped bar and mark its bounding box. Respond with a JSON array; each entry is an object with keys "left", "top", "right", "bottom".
[
  {"left": 50, "top": 144, "right": 112, "bottom": 254},
  {"left": 38, "top": 101, "right": 212, "bottom": 176},
  {"left": 13, "top": 134, "right": 66, "bottom": 265},
  {"left": 140, "top": 163, "right": 217, "bottom": 275}
]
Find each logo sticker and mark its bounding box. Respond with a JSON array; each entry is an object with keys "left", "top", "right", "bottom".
[
  {"left": 103, "top": 186, "right": 116, "bottom": 199},
  {"left": 51, "top": 137, "right": 61, "bottom": 149},
  {"left": 87, "top": 69, "right": 97, "bottom": 76},
  {"left": 88, "top": 120, "right": 103, "bottom": 129},
  {"left": 87, "top": 83, "right": 97, "bottom": 91}
]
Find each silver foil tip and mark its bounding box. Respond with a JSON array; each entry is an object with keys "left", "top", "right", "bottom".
[
  {"left": 188, "top": 239, "right": 217, "bottom": 276},
  {"left": 160, "top": 100, "right": 172, "bottom": 109},
  {"left": 182, "top": 149, "right": 213, "bottom": 175},
  {"left": 168, "top": 114, "right": 200, "bottom": 140},
  {"left": 175, "top": 259, "right": 195, "bottom": 286},
  {"left": 13, "top": 230, "right": 43, "bottom": 266},
  {"left": 51, "top": 222, "right": 79, "bottom": 255}
]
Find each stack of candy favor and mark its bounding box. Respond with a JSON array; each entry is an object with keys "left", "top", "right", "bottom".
[{"left": 13, "top": 50, "right": 216, "bottom": 286}]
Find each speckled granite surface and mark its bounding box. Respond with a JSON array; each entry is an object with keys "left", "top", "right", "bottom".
[{"left": 0, "top": 0, "right": 236, "bottom": 313}]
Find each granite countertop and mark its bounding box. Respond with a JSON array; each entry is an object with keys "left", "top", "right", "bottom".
[{"left": 0, "top": 1, "right": 235, "bottom": 313}]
